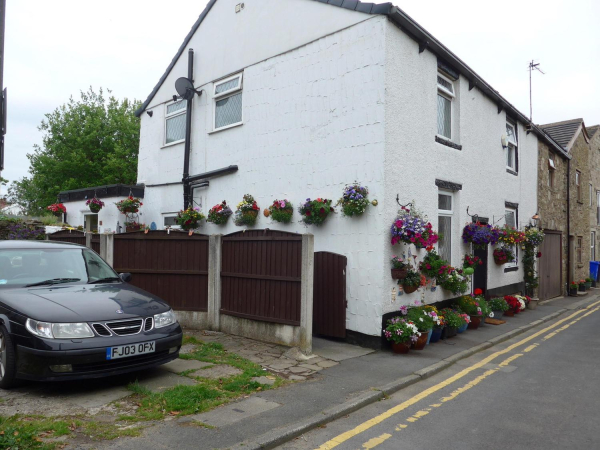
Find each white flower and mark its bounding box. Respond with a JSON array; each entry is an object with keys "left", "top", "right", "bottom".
[{"left": 489, "top": 312, "right": 494, "bottom": 318}]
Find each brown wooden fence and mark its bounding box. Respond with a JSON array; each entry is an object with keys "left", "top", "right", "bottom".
[
  {"left": 48, "top": 230, "right": 86, "bottom": 246},
  {"left": 113, "top": 231, "right": 209, "bottom": 312},
  {"left": 313, "top": 252, "right": 347, "bottom": 338},
  {"left": 220, "top": 229, "right": 302, "bottom": 325}
]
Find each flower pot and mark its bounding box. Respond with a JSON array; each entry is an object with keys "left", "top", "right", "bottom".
[
  {"left": 579, "top": 285, "right": 587, "bottom": 292},
  {"left": 527, "top": 299, "right": 539, "bottom": 310},
  {"left": 429, "top": 327, "right": 443, "bottom": 343},
  {"left": 122, "top": 207, "right": 139, "bottom": 214},
  {"left": 53, "top": 211, "right": 62, "bottom": 218},
  {"left": 426, "top": 329, "right": 433, "bottom": 345},
  {"left": 569, "top": 287, "right": 578, "bottom": 297},
  {"left": 468, "top": 315, "right": 482, "bottom": 330},
  {"left": 392, "top": 342, "right": 411, "bottom": 354},
  {"left": 411, "top": 332, "right": 428, "bottom": 350},
  {"left": 494, "top": 256, "right": 506, "bottom": 265},
  {"left": 585, "top": 282, "right": 592, "bottom": 290},
  {"left": 442, "top": 327, "right": 458, "bottom": 339},
  {"left": 89, "top": 204, "right": 101, "bottom": 213},
  {"left": 403, "top": 284, "right": 419, "bottom": 294},
  {"left": 181, "top": 221, "right": 199, "bottom": 231},
  {"left": 457, "top": 323, "right": 468, "bottom": 333},
  {"left": 391, "top": 268, "right": 408, "bottom": 280},
  {"left": 504, "top": 309, "right": 515, "bottom": 317},
  {"left": 492, "top": 310, "right": 504, "bottom": 319}
]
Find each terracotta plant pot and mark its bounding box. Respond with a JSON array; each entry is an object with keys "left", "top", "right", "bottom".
[
  {"left": 527, "top": 299, "right": 539, "bottom": 310},
  {"left": 504, "top": 309, "right": 515, "bottom": 317},
  {"left": 391, "top": 268, "right": 408, "bottom": 280},
  {"left": 403, "top": 284, "right": 419, "bottom": 294},
  {"left": 429, "top": 327, "right": 443, "bottom": 343},
  {"left": 468, "top": 315, "right": 482, "bottom": 330},
  {"left": 411, "top": 332, "right": 429, "bottom": 350},
  {"left": 392, "top": 341, "right": 411, "bottom": 354}
]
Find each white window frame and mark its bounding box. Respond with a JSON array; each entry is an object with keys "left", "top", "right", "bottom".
[
  {"left": 437, "top": 73, "right": 455, "bottom": 140},
  {"left": 437, "top": 190, "right": 453, "bottom": 265},
  {"left": 576, "top": 170, "right": 582, "bottom": 202},
  {"left": 505, "top": 206, "right": 518, "bottom": 268},
  {"left": 548, "top": 154, "right": 555, "bottom": 188},
  {"left": 506, "top": 122, "right": 518, "bottom": 172},
  {"left": 590, "top": 184, "right": 593, "bottom": 207},
  {"left": 212, "top": 72, "right": 243, "bottom": 132},
  {"left": 162, "top": 213, "right": 181, "bottom": 229},
  {"left": 164, "top": 100, "right": 186, "bottom": 146}
]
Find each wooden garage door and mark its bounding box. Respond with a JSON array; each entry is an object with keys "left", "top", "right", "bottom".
[{"left": 538, "top": 231, "right": 562, "bottom": 301}]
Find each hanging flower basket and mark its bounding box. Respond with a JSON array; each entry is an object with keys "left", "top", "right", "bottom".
[
  {"left": 391, "top": 268, "right": 408, "bottom": 280},
  {"left": 390, "top": 255, "right": 408, "bottom": 279},
  {"left": 47, "top": 203, "right": 66, "bottom": 217},
  {"left": 207, "top": 201, "right": 233, "bottom": 225},
  {"left": 462, "top": 222, "right": 501, "bottom": 249},
  {"left": 391, "top": 207, "right": 438, "bottom": 249},
  {"left": 125, "top": 221, "right": 143, "bottom": 233},
  {"left": 175, "top": 207, "right": 206, "bottom": 231},
  {"left": 493, "top": 247, "right": 514, "bottom": 265},
  {"left": 86, "top": 198, "right": 105, "bottom": 213},
  {"left": 234, "top": 194, "right": 260, "bottom": 226},
  {"left": 299, "top": 198, "right": 334, "bottom": 226},
  {"left": 337, "top": 183, "right": 370, "bottom": 217},
  {"left": 268, "top": 199, "right": 294, "bottom": 223},
  {"left": 116, "top": 196, "right": 143, "bottom": 214}
]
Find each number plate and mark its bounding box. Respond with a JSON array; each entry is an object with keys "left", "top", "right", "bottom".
[{"left": 106, "top": 341, "right": 155, "bottom": 360}]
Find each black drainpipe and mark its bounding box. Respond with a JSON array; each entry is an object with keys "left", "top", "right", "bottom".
[
  {"left": 567, "top": 158, "right": 571, "bottom": 289},
  {"left": 182, "top": 48, "right": 194, "bottom": 210}
]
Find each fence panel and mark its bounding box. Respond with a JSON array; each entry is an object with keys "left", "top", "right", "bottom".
[
  {"left": 48, "top": 230, "right": 86, "bottom": 246},
  {"left": 220, "top": 230, "right": 302, "bottom": 325},
  {"left": 113, "top": 231, "right": 209, "bottom": 312}
]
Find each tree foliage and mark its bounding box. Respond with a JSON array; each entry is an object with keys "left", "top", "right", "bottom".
[{"left": 8, "top": 88, "right": 141, "bottom": 215}]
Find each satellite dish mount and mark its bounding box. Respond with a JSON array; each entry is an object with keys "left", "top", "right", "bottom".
[{"left": 175, "top": 77, "right": 202, "bottom": 101}]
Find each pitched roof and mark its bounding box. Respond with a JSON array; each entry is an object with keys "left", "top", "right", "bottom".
[
  {"left": 133, "top": 0, "right": 567, "bottom": 158},
  {"left": 587, "top": 125, "right": 600, "bottom": 139},
  {"left": 540, "top": 119, "right": 584, "bottom": 150}
]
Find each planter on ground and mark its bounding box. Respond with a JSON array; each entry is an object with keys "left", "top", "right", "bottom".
[
  {"left": 442, "top": 327, "right": 458, "bottom": 339},
  {"left": 429, "top": 327, "right": 443, "bottom": 343},
  {"left": 504, "top": 309, "right": 515, "bottom": 317},
  {"left": 527, "top": 298, "right": 539, "bottom": 310},
  {"left": 457, "top": 323, "right": 468, "bottom": 333},
  {"left": 411, "top": 331, "right": 429, "bottom": 350},
  {"left": 468, "top": 315, "right": 482, "bottom": 330},
  {"left": 492, "top": 310, "right": 504, "bottom": 319},
  {"left": 392, "top": 342, "right": 410, "bottom": 354}
]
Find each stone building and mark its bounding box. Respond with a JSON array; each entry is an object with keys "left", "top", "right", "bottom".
[
  {"left": 587, "top": 125, "right": 600, "bottom": 264},
  {"left": 541, "top": 119, "right": 592, "bottom": 291}
]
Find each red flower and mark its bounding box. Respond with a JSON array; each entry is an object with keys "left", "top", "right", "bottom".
[
  {"left": 306, "top": 211, "right": 311, "bottom": 216},
  {"left": 536, "top": 252, "right": 542, "bottom": 258},
  {"left": 474, "top": 288, "right": 483, "bottom": 296}
]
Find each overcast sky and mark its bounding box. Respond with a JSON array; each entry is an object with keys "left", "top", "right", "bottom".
[{"left": 3, "top": 0, "right": 599, "bottom": 184}]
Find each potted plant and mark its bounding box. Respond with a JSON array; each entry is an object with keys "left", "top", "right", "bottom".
[
  {"left": 124, "top": 221, "right": 143, "bottom": 232},
  {"left": 86, "top": 198, "right": 105, "bottom": 213},
  {"left": 456, "top": 312, "right": 470, "bottom": 333},
  {"left": 268, "top": 199, "right": 294, "bottom": 223},
  {"left": 462, "top": 254, "right": 483, "bottom": 275},
  {"left": 439, "top": 308, "right": 462, "bottom": 338},
  {"left": 391, "top": 206, "right": 439, "bottom": 250},
  {"left": 419, "top": 251, "right": 469, "bottom": 295},
  {"left": 585, "top": 277, "right": 593, "bottom": 290},
  {"left": 383, "top": 317, "right": 420, "bottom": 354},
  {"left": 439, "top": 270, "right": 470, "bottom": 295},
  {"left": 175, "top": 207, "right": 205, "bottom": 231},
  {"left": 337, "top": 183, "right": 370, "bottom": 217},
  {"left": 526, "top": 295, "right": 539, "bottom": 310},
  {"left": 115, "top": 196, "right": 143, "bottom": 214},
  {"left": 497, "top": 226, "right": 527, "bottom": 247},
  {"left": 493, "top": 246, "right": 514, "bottom": 265},
  {"left": 47, "top": 203, "right": 66, "bottom": 217},
  {"left": 456, "top": 295, "right": 483, "bottom": 329},
  {"left": 391, "top": 255, "right": 408, "bottom": 279},
  {"left": 578, "top": 279, "right": 587, "bottom": 292},
  {"left": 423, "top": 305, "right": 443, "bottom": 343},
  {"left": 207, "top": 201, "right": 233, "bottom": 225},
  {"left": 488, "top": 297, "right": 509, "bottom": 318},
  {"left": 299, "top": 198, "right": 335, "bottom": 226},
  {"left": 401, "top": 267, "right": 421, "bottom": 294},
  {"left": 406, "top": 307, "right": 435, "bottom": 350},
  {"left": 234, "top": 194, "right": 260, "bottom": 226},
  {"left": 569, "top": 281, "right": 579, "bottom": 296},
  {"left": 462, "top": 222, "right": 501, "bottom": 249},
  {"left": 503, "top": 295, "right": 522, "bottom": 316}
]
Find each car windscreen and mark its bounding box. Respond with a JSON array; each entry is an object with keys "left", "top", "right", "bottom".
[{"left": 0, "top": 248, "right": 118, "bottom": 287}]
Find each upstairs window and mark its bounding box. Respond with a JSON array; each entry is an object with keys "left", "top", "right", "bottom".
[
  {"left": 597, "top": 191, "right": 600, "bottom": 225},
  {"left": 506, "top": 122, "right": 518, "bottom": 172},
  {"left": 438, "top": 191, "right": 453, "bottom": 264},
  {"left": 165, "top": 100, "right": 186, "bottom": 145},
  {"left": 591, "top": 184, "right": 594, "bottom": 207},
  {"left": 548, "top": 153, "right": 555, "bottom": 188},
  {"left": 437, "top": 74, "right": 454, "bottom": 139},
  {"left": 576, "top": 170, "right": 582, "bottom": 202},
  {"left": 214, "top": 73, "right": 243, "bottom": 131}
]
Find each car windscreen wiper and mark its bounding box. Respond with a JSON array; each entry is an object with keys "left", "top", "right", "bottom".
[
  {"left": 26, "top": 278, "right": 81, "bottom": 287},
  {"left": 87, "top": 277, "right": 121, "bottom": 284}
]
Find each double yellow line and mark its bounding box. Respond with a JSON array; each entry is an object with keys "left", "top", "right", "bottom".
[{"left": 316, "top": 300, "right": 600, "bottom": 450}]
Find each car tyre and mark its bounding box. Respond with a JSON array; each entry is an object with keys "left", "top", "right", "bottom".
[{"left": 0, "top": 324, "right": 19, "bottom": 389}]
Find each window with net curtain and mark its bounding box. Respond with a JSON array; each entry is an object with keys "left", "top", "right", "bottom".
[
  {"left": 214, "top": 73, "right": 243, "bottom": 130},
  {"left": 165, "top": 101, "right": 186, "bottom": 144},
  {"left": 505, "top": 207, "right": 518, "bottom": 267},
  {"left": 438, "top": 192, "right": 453, "bottom": 263},
  {"left": 437, "top": 74, "right": 454, "bottom": 139}
]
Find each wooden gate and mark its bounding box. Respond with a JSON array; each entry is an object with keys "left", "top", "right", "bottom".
[
  {"left": 220, "top": 230, "right": 302, "bottom": 325},
  {"left": 312, "top": 252, "right": 347, "bottom": 338},
  {"left": 538, "top": 230, "right": 562, "bottom": 301},
  {"left": 48, "top": 230, "right": 86, "bottom": 246},
  {"left": 113, "top": 231, "right": 209, "bottom": 311}
]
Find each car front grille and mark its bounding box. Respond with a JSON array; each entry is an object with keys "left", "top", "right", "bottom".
[
  {"left": 92, "top": 323, "right": 111, "bottom": 336},
  {"left": 105, "top": 319, "right": 143, "bottom": 336},
  {"left": 144, "top": 317, "right": 153, "bottom": 331}
]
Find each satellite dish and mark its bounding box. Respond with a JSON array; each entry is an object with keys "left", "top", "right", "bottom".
[{"left": 175, "top": 77, "right": 200, "bottom": 101}]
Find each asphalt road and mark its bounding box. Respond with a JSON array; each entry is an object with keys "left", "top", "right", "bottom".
[{"left": 278, "top": 301, "right": 600, "bottom": 450}]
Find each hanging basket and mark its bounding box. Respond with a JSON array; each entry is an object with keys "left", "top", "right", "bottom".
[
  {"left": 391, "top": 268, "right": 408, "bottom": 280},
  {"left": 402, "top": 283, "right": 419, "bottom": 294},
  {"left": 89, "top": 203, "right": 102, "bottom": 213},
  {"left": 494, "top": 255, "right": 507, "bottom": 265}
]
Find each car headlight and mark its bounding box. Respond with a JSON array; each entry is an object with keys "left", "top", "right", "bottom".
[
  {"left": 26, "top": 319, "right": 94, "bottom": 339},
  {"left": 154, "top": 310, "right": 177, "bottom": 328}
]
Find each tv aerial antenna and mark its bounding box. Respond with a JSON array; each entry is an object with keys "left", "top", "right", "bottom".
[{"left": 528, "top": 60, "right": 545, "bottom": 123}]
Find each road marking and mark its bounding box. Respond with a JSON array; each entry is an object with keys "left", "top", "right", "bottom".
[
  {"left": 499, "top": 354, "right": 523, "bottom": 367},
  {"left": 315, "top": 302, "right": 600, "bottom": 450},
  {"left": 361, "top": 433, "right": 391, "bottom": 449},
  {"left": 523, "top": 344, "right": 538, "bottom": 352}
]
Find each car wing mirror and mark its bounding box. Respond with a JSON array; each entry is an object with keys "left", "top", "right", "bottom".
[{"left": 119, "top": 273, "right": 132, "bottom": 282}]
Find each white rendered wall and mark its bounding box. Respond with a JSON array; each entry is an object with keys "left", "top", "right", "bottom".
[
  {"left": 382, "top": 22, "right": 538, "bottom": 315},
  {"left": 138, "top": 17, "right": 388, "bottom": 336},
  {"left": 63, "top": 197, "right": 132, "bottom": 233}
]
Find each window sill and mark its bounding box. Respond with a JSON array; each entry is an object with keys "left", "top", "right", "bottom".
[
  {"left": 161, "top": 140, "right": 185, "bottom": 149},
  {"left": 504, "top": 266, "right": 519, "bottom": 273},
  {"left": 435, "top": 135, "right": 462, "bottom": 150},
  {"left": 506, "top": 169, "right": 518, "bottom": 176},
  {"left": 208, "top": 122, "right": 243, "bottom": 135}
]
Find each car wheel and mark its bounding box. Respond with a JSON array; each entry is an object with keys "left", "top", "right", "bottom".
[{"left": 0, "top": 325, "right": 19, "bottom": 389}]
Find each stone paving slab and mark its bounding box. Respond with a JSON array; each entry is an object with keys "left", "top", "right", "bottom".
[
  {"left": 182, "top": 397, "right": 281, "bottom": 427},
  {"left": 137, "top": 371, "right": 197, "bottom": 392},
  {"left": 161, "top": 359, "right": 213, "bottom": 374},
  {"left": 191, "top": 365, "right": 243, "bottom": 379}
]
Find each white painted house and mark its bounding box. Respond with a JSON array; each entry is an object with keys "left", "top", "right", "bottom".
[{"left": 130, "top": 0, "right": 562, "bottom": 345}]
